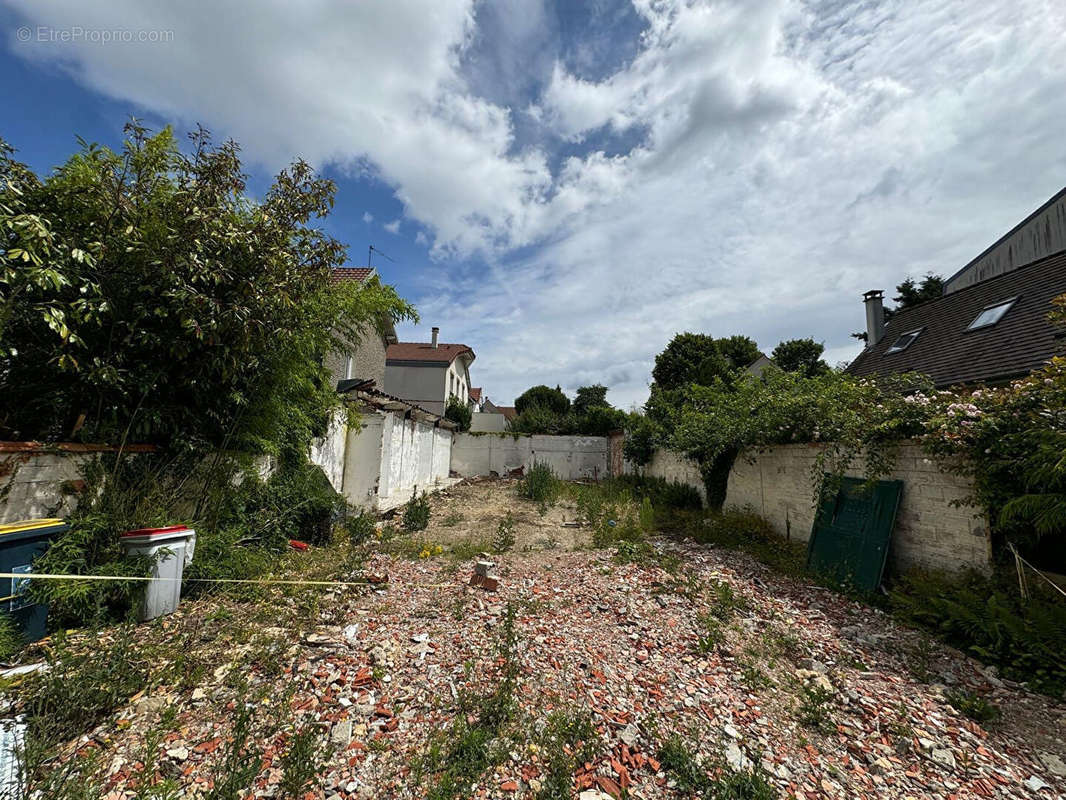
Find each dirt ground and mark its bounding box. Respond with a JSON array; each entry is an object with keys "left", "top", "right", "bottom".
[
  {"left": 22, "top": 478, "right": 1066, "bottom": 799},
  {"left": 388, "top": 476, "right": 594, "bottom": 552}
]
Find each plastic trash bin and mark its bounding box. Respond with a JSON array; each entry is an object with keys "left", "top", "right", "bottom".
[
  {"left": 0, "top": 518, "right": 68, "bottom": 644},
  {"left": 119, "top": 526, "right": 196, "bottom": 621}
]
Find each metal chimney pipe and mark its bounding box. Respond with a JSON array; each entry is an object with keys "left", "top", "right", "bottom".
[
  {"left": 431, "top": 327, "right": 439, "bottom": 348},
  {"left": 863, "top": 290, "right": 886, "bottom": 346}
]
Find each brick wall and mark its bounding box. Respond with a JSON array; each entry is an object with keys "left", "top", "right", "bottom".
[{"left": 726, "top": 442, "right": 990, "bottom": 573}]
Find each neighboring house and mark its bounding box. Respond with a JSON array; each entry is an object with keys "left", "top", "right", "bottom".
[
  {"left": 847, "top": 249, "right": 1066, "bottom": 387},
  {"left": 481, "top": 398, "right": 517, "bottom": 422},
  {"left": 468, "top": 387, "right": 483, "bottom": 411},
  {"left": 943, "top": 187, "right": 1066, "bottom": 294},
  {"left": 745, "top": 353, "right": 774, "bottom": 378},
  {"left": 325, "top": 267, "right": 397, "bottom": 389},
  {"left": 384, "top": 328, "right": 476, "bottom": 416}
]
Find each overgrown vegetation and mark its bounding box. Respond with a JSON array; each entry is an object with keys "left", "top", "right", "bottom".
[
  {"left": 509, "top": 383, "right": 629, "bottom": 436},
  {"left": 444, "top": 396, "right": 472, "bottom": 432},
  {"left": 402, "top": 491, "right": 432, "bottom": 532},
  {"left": 535, "top": 711, "right": 602, "bottom": 800},
  {"left": 890, "top": 570, "right": 1066, "bottom": 697},
  {"left": 518, "top": 462, "right": 560, "bottom": 505}
]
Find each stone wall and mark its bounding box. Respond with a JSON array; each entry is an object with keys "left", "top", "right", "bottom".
[
  {"left": 642, "top": 449, "right": 706, "bottom": 505},
  {"left": 725, "top": 442, "right": 990, "bottom": 573},
  {"left": 451, "top": 433, "right": 608, "bottom": 480}
]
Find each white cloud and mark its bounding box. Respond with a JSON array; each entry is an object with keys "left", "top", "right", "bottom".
[
  {"left": 4, "top": 0, "right": 1065, "bottom": 408},
  {"left": 383, "top": 219, "right": 401, "bottom": 234},
  {"left": 362, "top": 211, "right": 374, "bottom": 224}
]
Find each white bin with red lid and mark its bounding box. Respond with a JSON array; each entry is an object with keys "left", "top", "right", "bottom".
[{"left": 119, "top": 525, "right": 196, "bottom": 621}]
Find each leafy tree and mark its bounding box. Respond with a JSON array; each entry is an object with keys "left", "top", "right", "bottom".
[
  {"left": 771, "top": 338, "right": 829, "bottom": 377},
  {"left": 894, "top": 274, "right": 944, "bottom": 310},
  {"left": 444, "top": 396, "right": 471, "bottom": 432},
  {"left": 0, "top": 122, "right": 415, "bottom": 451},
  {"left": 573, "top": 384, "right": 609, "bottom": 414},
  {"left": 651, "top": 333, "right": 732, "bottom": 390},
  {"left": 715, "top": 335, "right": 761, "bottom": 370},
  {"left": 515, "top": 384, "right": 570, "bottom": 415}
]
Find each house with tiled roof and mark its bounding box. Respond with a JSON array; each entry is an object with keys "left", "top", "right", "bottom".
[
  {"left": 325, "top": 267, "right": 397, "bottom": 390},
  {"left": 847, "top": 189, "right": 1066, "bottom": 388},
  {"left": 384, "top": 327, "right": 475, "bottom": 416}
]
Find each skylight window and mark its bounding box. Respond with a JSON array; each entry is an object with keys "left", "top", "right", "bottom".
[
  {"left": 967, "top": 297, "right": 1018, "bottom": 331},
  {"left": 885, "top": 328, "right": 923, "bottom": 354}
]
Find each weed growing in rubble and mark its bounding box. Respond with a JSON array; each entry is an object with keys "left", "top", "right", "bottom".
[
  {"left": 904, "top": 636, "right": 937, "bottom": 683},
  {"left": 442, "top": 510, "right": 464, "bottom": 527},
  {"left": 707, "top": 578, "right": 748, "bottom": 621},
  {"left": 205, "top": 687, "right": 264, "bottom": 800},
  {"left": 741, "top": 663, "right": 774, "bottom": 691},
  {"left": 695, "top": 613, "right": 725, "bottom": 655},
  {"left": 403, "top": 491, "right": 432, "bottom": 532},
  {"left": 414, "top": 604, "right": 521, "bottom": 800},
  {"left": 656, "top": 734, "right": 777, "bottom": 800},
  {"left": 493, "top": 512, "right": 517, "bottom": 553},
  {"left": 945, "top": 688, "right": 1000, "bottom": 723},
  {"left": 519, "top": 462, "right": 560, "bottom": 506},
  {"left": 536, "top": 710, "right": 603, "bottom": 800},
  {"left": 130, "top": 728, "right": 180, "bottom": 800},
  {"left": 279, "top": 724, "right": 329, "bottom": 797},
  {"left": 796, "top": 684, "right": 835, "bottom": 732}
]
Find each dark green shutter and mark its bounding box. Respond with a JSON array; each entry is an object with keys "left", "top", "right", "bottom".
[{"left": 807, "top": 477, "right": 903, "bottom": 593}]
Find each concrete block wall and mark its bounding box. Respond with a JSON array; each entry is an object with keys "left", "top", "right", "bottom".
[
  {"left": 726, "top": 442, "right": 990, "bottom": 573},
  {"left": 642, "top": 449, "right": 706, "bottom": 505},
  {"left": 451, "top": 433, "right": 607, "bottom": 480},
  {"left": 0, "top": 448, "right": 94, "bottom": 523}
]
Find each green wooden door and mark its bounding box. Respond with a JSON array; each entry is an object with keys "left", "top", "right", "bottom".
[{"left": 807, "top": 477, "right": 903, "bottom": 593}]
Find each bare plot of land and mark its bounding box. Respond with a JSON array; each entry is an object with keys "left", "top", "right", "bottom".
[{"left": 21, "top": 479, "right": 1066, "bottom": 799}]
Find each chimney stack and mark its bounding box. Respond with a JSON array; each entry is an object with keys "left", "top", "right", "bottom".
[
  {"left": 431, "top": 327, "right": 439, "bottom": 348},
  {"left": 863, "top": 290, "right": 886, "bottom": 346}
]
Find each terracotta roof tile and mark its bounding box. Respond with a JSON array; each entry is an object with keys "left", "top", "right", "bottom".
[
  {"left": 386, "top": 341, "right": 474, "bottom": 365},
  {"left": 847, "top": 249, "right": 1066, "bottom": 387},
  {"left": 329, "top": 267, "right": 376, "bottom": 286},
  {"left": 469, "top": 387, "right": 482, "bottom": 402}
]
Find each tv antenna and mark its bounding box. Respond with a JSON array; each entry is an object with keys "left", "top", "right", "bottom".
[{"left": 368, "top": 244, "right": 395, "bottom": 268}]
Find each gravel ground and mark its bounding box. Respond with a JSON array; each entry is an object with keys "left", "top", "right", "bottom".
[{"left": 36, "top": 480, "right": 1066, "bottom": 799}]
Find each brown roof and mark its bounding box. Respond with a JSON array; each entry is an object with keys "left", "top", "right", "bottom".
[
  {"left": 469, "top": 387, "right": 482, "bottom": 402},
  {"left": 847, "top": 249, "right": 1066, "bottom": 387},
  {"left": 386, "top": 341, "right": 474, "bottom": 365},
  {"left": 498, "top": 406, "right": 517, "bottom": 421},
  {"left": 329, "top": 267, "right": 376, "bottom": 285}
]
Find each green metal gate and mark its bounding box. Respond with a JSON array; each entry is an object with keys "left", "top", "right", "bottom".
[{"left": 807, "top": 477, "right": 903, "bottom": 593}]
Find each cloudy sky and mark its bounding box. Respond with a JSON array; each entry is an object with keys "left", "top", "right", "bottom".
[{"left": 2, "top": 0, "right": 1064, "bottom": 408}]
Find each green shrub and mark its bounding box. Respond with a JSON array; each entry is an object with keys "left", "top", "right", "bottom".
[
  {"left": 403, "top": 491, "right": 431, "bottom": 532},
  {"left": 890, "top": 569, "right": 1066, "bottom": 697},
  {"left": 345, "top": 509, "right": 378, "bottom": 545},
  {"left": 444, "top": 396, "right": 472, "bottom": 432},
  {"left": 945, "top": 688, "right": 1000, "bottom": 723},
  {"left": 492, "top": 512, "right": 516, "bottom": 554},
  {"left": 518, "top": 462, "right": 560, "bottom": 504},
  {"left": 536, "top": 711, "right": 602, "bottom": 800},
  {"left": 182, "top": 526, "right": 278, "bottom": 600}
]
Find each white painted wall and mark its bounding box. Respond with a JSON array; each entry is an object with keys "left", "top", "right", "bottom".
[
  {"left": 450, "top": 433, "right": 607, "bottom": 480},
  {"left": 341, "top": 410, "right": 453, "bottom": 510},
  {"left": 309, "top": 408, "right": 348, "bottom": 493},
  {"left": 643, "top": 449, "right": 706, "bottom": 504}
]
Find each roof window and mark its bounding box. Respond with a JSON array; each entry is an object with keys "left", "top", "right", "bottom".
[
  {"left": 885, "top": 328, "right": 923, "bottom": 354},
  {"left": 967, "top": 297, "right": 1018, "bottom": 331}
]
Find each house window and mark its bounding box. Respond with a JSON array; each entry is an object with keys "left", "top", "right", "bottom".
[
  {"left": 885, "top": 328, "right": 923, "bottom": 354},
  {"left": 967, "top": 297, "right": 1018, "bottom": 331}
]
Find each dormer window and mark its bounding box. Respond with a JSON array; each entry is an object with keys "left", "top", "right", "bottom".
[
  {"left": 967, "top": 297, "right": 1018, "bottom": 330},
  {"left": 885, "top": 328, "right": 923, "bottom": 354}
]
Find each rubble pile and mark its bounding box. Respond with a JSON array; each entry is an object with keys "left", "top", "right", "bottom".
[{"left": 44, "top": 538, "right": 1066, "bottom": 798}]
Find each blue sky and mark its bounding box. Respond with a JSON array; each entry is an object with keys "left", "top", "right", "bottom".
[{"left": 2, "top": 0, "right": 1065, "bottom": 409}]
